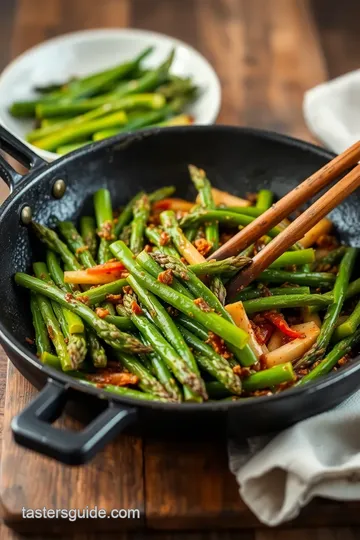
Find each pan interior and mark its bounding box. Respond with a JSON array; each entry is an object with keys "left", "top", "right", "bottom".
[{"left": 0, "top": 127, "right": 359, "bottom": 363}]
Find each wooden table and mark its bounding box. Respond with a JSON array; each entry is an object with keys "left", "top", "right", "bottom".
[{"left": 0, "top": 1, "right": 359, "bottom": 538}]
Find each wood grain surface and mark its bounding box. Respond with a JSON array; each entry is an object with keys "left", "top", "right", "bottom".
[{"left": 0, "top": 0, "right": 360, "bottom": 539}]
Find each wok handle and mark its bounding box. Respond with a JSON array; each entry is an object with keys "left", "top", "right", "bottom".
[
  {"left": 0, "top": 124, "right": 47, "bottom": 188},
  {"left": 11, "top": 379, "right": 137, "bottom": 465}
]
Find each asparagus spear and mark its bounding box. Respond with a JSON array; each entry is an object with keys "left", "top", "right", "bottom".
[
  {"left": 188, "top": 164, "right": 219, "bottom": 252},
  {"left": 32, "top": 222, "right": 82, "bottom": 270},
  {"left": 189, "top": 255, "right": 251, "bottom": 276},
  {"left": 93, "top": 107, "right": 172, "bottom": 141},
  {"left": 104, "top": 315, "right": 135, "bottom": 331},
  {"left": 158, "top": 209, "right": 228, "bottom": 306},
  {"left": 242, "top": 294, "right": 333, "bottom": 314},
  {"left": 74, "top": 278, "right": 128, "bottom": 305},
  {"left": 177, "top": 325, "right": 242, "bottom": 394},
  {"left": 209, "top": 276, "right": 227, "bottom": 306},
  {"left": 179, "top": 209, "right": 283, "bottom": 237},
  {"left": 31, "top": 268, "right": 72, "bottom": 371},
  {"left": 41, "top": 351, "right": 62, "bottom": 370},
  {"left": 145, "top": 226, "right": 180, "bottom": 258},
  {"left": 318, "top": 246, "right": 347, "bottom": 266},
  {"left": 142, "top": 250, "right": 255, "bottom": 367},
  {"left": 233, "top": 286, "right": 311, "bottom": 302},
  {"left": 136, "top": 249, "right": 194, "bottom": 299},
  {"left": 62, "top": 47, "right": 155, "bottom": 101},
  {"left": 30, "top": 293, "right": 52, "bottom": 356},
  {"left": 80, "top": 216, "right": 98, "bottom": 258},
  {"left": 87, "top": 328, "right": 107, "bottom": 368},
  {"left": 130, "top": 195, "right": 150, "bottom": 255},
  {"left": 94, "top": 188, "right": 115, "bottom": 264},
  {"left": 57, "top": 221, "right": 97, "bottom": 268},
  {"left": 35, "top": 111, "right": 128, "bottom": 151},
  {"left": 148, "top": 186, "right": 176, "bottom": 203},
  {"left": 123, "top": 290, "right": 206, "bottom": 398},
  {"left": 258, "top": 269, "right": 336, "bottom": 287},
  {"left": 113, "top": 350, "right": 170, "bottom": 400},
  {"left": 127, "top": 275, "right": 205, "bottom": 402},
  {"left": 150, "top": 251, "right": 230, "bottom": 316},
  {"left": 333, "top": 299, "right": 360, "bottom": 342},
  {"left": 206, "top": 362, "right": 295, "bottom": 395},
  {"left": 267, "top": 249, "right": 315, "bottom": 269},
  {"left": 83, "top": 380, "right": 171, "bottom": 402},
  {"left": 37, "top": 93, "right": 166, "bottom": 118},
  {"left": 33, "top": 262, "right": 87, "bottom": 368},
  {"left": 110, "top": 241, "right": 249, "bottom": 349},
  {"left": 27, "top": 104, "right": 119, "bottom": 142},
  {"left": 140, "top": 335, "right": 182, "bottom": 402},
  {"left": 294, "top": 247, "right": 357, "bottom": 369},
  {"left": 256, "top": 189, "right": 274, "bottom": 210},
  {"left": 56, "top": 142, "right": 91, "bottom": 154},
  {"left": 15, "top": 273, "right": 150, "bottom": 354},
  {"left": 114, "top": 192, "right": 144, "bottom": 237},
  {"left": 299, "top": 328, "right": 360, "bottom": 384}
]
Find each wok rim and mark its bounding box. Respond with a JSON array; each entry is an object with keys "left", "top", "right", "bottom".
[{"left": 1, "top": 124, "right": 358, "bottom": 413}]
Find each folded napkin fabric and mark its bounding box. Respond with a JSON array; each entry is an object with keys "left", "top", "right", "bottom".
[
  {"left": 229, "top": 70, "right": 360, "bottom": 527},
  {"left": 303, "top": 69, "right": 360, "bottom": 153},
  {"left": 229, "top": 391, "right": 360, "bottom": 526}
]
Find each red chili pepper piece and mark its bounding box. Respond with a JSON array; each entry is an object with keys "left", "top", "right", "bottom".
[{"left": 263, "top": 311, "right": 304, "bottom": 339}]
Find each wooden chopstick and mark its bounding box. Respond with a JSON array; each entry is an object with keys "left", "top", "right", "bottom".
[
  {"left": 226, "top": 162, "right": 360, "bottom": 299},
  {"left": 209, "top": 140, "right": 360, "bottom": 262}
]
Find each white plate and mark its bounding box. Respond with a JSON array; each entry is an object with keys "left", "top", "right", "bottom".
[{"left": 0, "top": 28, "right": 221, "bottom": 162}]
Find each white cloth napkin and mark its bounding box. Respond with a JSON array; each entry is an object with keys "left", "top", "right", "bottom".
[
  {"left": 303, "top": 69, "right": 360, "bottom": 153},
  {"left": 229, "top": 70, "right": 360, "bottom": 527}
]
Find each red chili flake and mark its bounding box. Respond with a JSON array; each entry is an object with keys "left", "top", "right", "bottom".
[
  {"left": 205, "top": 332, "right": 232, "bottom": 359},
  {"left": 25, "top": 337, "right": 34, "bottom": 345},
  {"left": 159, "top": 231, "right": 170, "bottom": 246},
  {"left": 64, "top": 293, "right": 74, "bottom": 303},
  {"left": 77, "top": 295, "right": 89, "bottom": 305},
  {"left": 338, "top": 355, "right": 350, "bottom": 366},
  {"left": 194, "top": 297, "right": 212, "bottom": 312},
  {"left": 87, "top": 370, "right": 138, "bottom": 386},
  {"left": 131, "top": 301, "right": 143, "bottom": 315},
  {"left": 98, "top": 220, "right": 115, "bottom": 241},
  {"left": 76, "top": 246, "right": 88, "bottom": 254},
  {"left": 47, "top": 325, "right": 55, "bottom": 340},
  {"left": 233, "top": 365, "right": 241, "bottom": 376},
  {"left": 95, "top": 307, "right": 110, "bottom": 319},
  {"left": 144, "top": 244, "right": 153, "bottom": 253},
  {"left": 105, "top": 294, "right": 122, "bottom": 304},
  {"left": 158, "top": 269, "right": 174, "bottom": 285},
  {"left": 232, "top": 365, "right": 252, "bottom": 377},
  {"left": 194, "top": 238, "right": 212, "bottom": 257}
]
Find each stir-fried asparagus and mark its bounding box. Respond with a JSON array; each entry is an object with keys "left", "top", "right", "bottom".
[
  {"left": 30, "top": 292, "right": 52, "bottom": 356},
  {"left": 123, "top": 290, "right": 206, "bottom": 398},
  {"left": 15, "top": 273, "right": 150, "bottom": 354},
  {"left": 127, "top": 274, "right": 204, "bottom": 402},
  {"left": 294, "top": 248, "right": 357, "bottom": 369},
  {"left": 94, "top": 188, "right": 115, "bottom": 264},
  {"left": 80, "top": 216, "right": 98, "bottom": 258}
]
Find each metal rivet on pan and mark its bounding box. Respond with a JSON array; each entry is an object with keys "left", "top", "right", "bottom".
[
  {"left": 52, "top": 179, "right": 66, "bottom": 199},
  {"left": 20, "top": 206, "right": 32, "bottom": 225}
]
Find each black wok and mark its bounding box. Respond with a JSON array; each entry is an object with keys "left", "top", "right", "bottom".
[{"left": 0, "top": 124, "right": 359, "bottom": 465}]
